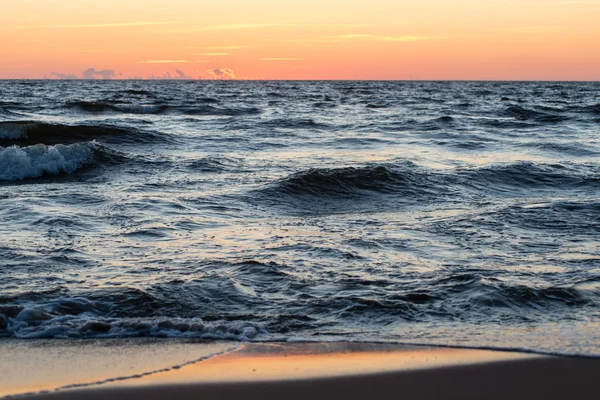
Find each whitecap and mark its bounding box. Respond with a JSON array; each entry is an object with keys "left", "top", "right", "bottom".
[{"left": 0, "top": 142, "right": 95, "bottom": 181}]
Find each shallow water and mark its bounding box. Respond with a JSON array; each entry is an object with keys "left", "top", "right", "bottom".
[{"left": 0, "top": 80, "right": 598, "bottom": 356}]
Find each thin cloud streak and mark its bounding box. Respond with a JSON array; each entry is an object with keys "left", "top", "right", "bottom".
[
  {"left": 327, "top": 34, "right": 446, "bottom": 42},
  {"left": 260, "top": 58, "right": 303, "bottom": 61},
  {"left": 139, "top": 60, "right": 189, "bottom": 64},
  {"left": 197, "top": 53, "right": 230, "bottom": 56}
]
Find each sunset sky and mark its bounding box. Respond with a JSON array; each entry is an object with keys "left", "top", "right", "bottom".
[{"left": 1, "top": 0, "right": 599, "bottom": 80}]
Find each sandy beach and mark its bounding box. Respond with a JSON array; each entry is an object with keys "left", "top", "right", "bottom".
[{"left": 1, "top": 340, "right": 597, "bottom": 399}]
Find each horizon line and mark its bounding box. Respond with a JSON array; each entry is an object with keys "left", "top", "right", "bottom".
[{"left": 1, "top": 78, "right": 599, "bottom": 83}]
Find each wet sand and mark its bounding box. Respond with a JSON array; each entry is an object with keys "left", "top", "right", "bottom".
[{"left": 1, "top": 340, "right": 597, "bottom": 399}]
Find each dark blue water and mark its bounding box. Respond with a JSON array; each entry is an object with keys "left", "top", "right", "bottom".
[{"left": 1, "top": 80, "right": 599, "bottom": 356}]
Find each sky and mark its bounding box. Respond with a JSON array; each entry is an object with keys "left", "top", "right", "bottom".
[{"left": 1, "top": 0, "right": 599, "bottom": 80}]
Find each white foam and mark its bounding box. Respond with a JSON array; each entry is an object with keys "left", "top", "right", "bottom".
[
  {"left": 0, "top": 123, "right": 28, "bottom": 139},
  {"left": 0, "top": 142, "right": 95, "bottom": 181},
  {"left": 5, "top": 311, "right": 264, "bottom": 340}
]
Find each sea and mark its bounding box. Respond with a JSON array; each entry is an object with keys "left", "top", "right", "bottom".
[{"left": 0, "top": 80, "right": 598, "bottom": 357}]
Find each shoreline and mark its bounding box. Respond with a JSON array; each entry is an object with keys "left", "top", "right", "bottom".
[{"left": 1, "top": 339, "right": 598, "bottom": 399}]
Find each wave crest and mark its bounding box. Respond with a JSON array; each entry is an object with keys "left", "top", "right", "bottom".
[
  {"left": 68, "top": 101, "right": 169, "bottom": 115},
  {"left": 0, "top": 121, "right": 166, "bottom": 146},
  {"left": 0, "top": 142, "right": 96, "bottom": 181}
]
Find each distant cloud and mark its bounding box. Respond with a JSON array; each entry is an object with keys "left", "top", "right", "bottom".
[
  {"left": 197, "top": 53, "right": 230, "bottom": 56},
  {"left": 260, "top": 58, "right": 303, "bottom": 61},
  {"left": 175, "top": 69, "right": 194, "bottom": 79},
  {"left": 82, "top": 68, "right": 117, "bottom": 79},
  {"left": 140, "top": 60, "right": 189, "bottom": 63},
  {"left": 51, "top": 72, "right": 79, "bottom": 79},
  {"left": 146, "top": 70, "right": 196, "bottom": 80},
  {"left": 327, "top": 34, "right": 444, "bottom": 42},
  {"left": 206, "top": 68, "right": 235, "bottom": 80},
  {"left": 50, "top": 68, "right": 118, "bottom": 80}
]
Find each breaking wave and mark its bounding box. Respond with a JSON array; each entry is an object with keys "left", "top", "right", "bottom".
[
  {"left": 0, "top": 142, "right": 97, "bottom": 181},
  {"left": 0, "top": 267, "right": 594, "bottom": 340}
]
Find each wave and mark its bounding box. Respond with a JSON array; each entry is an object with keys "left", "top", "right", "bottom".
[
  {"left": 68, "top": 101, "right": 169, "bottom": 115},
  {"left": 122, "top": 89, "right": 155, "bottom": 96},
  {"left": 429, "top": 274, "right": 591, "bottom": 311},
  {"left": 570, "top": 103, "right": 600, "bottom": 114},
  {"left": 492, "top": 201, "right": 600, "bottom": 234},
  {"left": 0, "top": 107, "right": 20, "bottom": 119},
  {"left": 258, "top": 161, "right": 600, "bottom": 205},
  {"left": 503, "top": 106, "right": 568, "bottom": 123},
  {"left": 0, "top": 121, "right": 167, "bottom": 146},
  {"left": 261, "top": 118, "right": 330, "bottom": 129},
  {"left": 520, "top": 141, "right": 600, "bottom": 156},
  {"left": 365, "top": 103, "right": 389, "bottom": 109},
  {"left": 459, "top": 162, "right": 600, "bottom": 191},
  {"left": 0, "top": 268, "right": 593, "bottom": 339},
  {"left": 0, "top": 301, "right": 263, "bottom": 340},
  {"left": 0, "top": 142, "right": 97, "bottom": 181},
  {"left": 433, "top": 116, "right": 455, "bottom": 124},
  {"left": 0, "top": 283, "right": 266, "bottom": 339},
  {"left": 183, "top": 155, "right": 242, "bottom": 172},
  {"left": 184, "top": 105, "right": 262, "bottom": 117},
  {"left": 68, "top": 100, "right": 261, "bottom": 117},
  {"left": 260, "top": 163, "right": 446, "bottom": 199}
]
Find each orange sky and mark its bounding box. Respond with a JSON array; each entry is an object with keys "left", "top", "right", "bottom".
[{"left": 1, "top": 0, "right": 599, "bottom": 80}]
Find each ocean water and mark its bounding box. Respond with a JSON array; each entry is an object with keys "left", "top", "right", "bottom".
[{"left": 0, "top": 80, "right": 598, "bottom": 357}]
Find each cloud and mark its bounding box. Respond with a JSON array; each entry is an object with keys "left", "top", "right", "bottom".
[
  {"left": 327, "top": 34, "right": 444, "bottom": 42},
  {"left": 50, "top": 68, "right": 118, "bottom": 80},
  {"left": 206, "top": 68, "right": 235, "bottom": 80},
  {"left": 175, "top": 69, "right": 194, "bottom": 79},
  {"left": 140, "top": 60, "right": 189, "bottom": 63},
  {"left": 82, "top": 68, "right": 117, "bottom": 79},
  {"left": 145, "top": 70, "right": 196, "bottom": 80},
  {"left": 260, "top": 58, "right": 303, "bottom": 61},
  {"left": 51, "top": 72, "right": 79, "bottom": 79},
  {"left": 197, "top": 53, "right": 230, "bottom": 56},
  {"left": 148, "top": 72, "right": 174, "bottom": 79}
]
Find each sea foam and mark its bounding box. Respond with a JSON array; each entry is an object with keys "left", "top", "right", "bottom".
[{"left": 0, "top": 142, "right": 95, "bottom": 181}]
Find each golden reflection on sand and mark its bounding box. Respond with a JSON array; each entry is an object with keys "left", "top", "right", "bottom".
[{"left": 122, "top": 343, "right": 534, "bottom": 386}]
